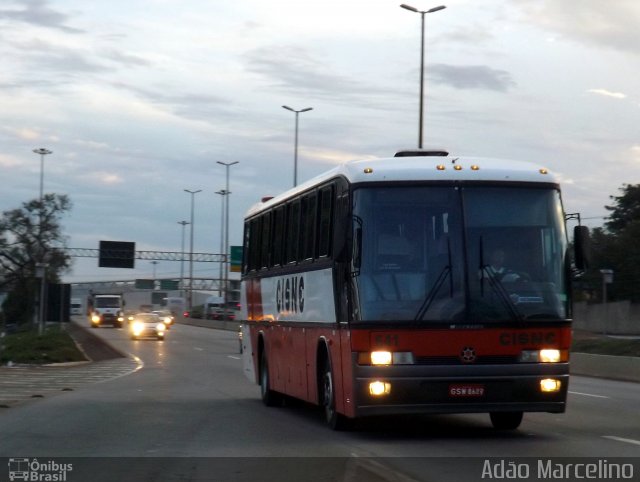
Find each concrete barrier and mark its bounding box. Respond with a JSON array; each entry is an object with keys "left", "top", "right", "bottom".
[
  {"left": 571, "top": 353, "right": 640, "bottom": 383},
  {"left": 178, "top": 317, "right": 240, "bottom": 332}
]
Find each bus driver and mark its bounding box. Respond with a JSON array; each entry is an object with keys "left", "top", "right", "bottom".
[{"left": 484, "top": 248, "right": 520, "bottom": 282}]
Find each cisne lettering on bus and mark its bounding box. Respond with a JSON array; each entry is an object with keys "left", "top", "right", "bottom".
[{"left": 276, "top": 276, "right": 305, "bottom": 314}]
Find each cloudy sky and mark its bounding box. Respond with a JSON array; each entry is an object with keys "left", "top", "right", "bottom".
[{"left": 1, "top": 0, "right": 638, "bottom": 283}]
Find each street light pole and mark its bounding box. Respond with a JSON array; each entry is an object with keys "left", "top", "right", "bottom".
[
  {"left": 400, "top": 4, "right": 446, "bottom": 149},
  {"left": 216, "top": 161, "right": 238, "bottom": 315},
  {"left": 282, "top": 105, "right": 312, "bottom": 187},
  {"left": 151, "top": 261, "right": 159, "bottom": 281},
  {"left": 33, "top": 148, "right": 52, "bottom": 204},
  {"left": 177, "top": 221, "right": 190, "bottom": 298},
  {"left": 32, "top": 148, "right": 52, "bottom": 334},
  {"left": 184, "top": 189, "right": 202, "bottom": 314},
  {"left": 215, "top": 190, "right": 229, "bottom": 297}
]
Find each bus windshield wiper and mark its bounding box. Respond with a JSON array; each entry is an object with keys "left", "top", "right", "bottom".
[
  {"left": 481, "top": 266, "right": 523, "bottom": 322},
  {"left": 415, "top": 265, "right": 451, "bottom": 321},
  {"left": 415, "top": 238, "right": 453, "bottom": 321}
]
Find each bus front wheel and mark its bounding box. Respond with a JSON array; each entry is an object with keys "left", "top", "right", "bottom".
[
  {"left": 490, "top": 411, "right": 523, "bottom": 430},
  {"left": 320, "top": 357, "right": 350, "bottom": 430},
  {"left": 260, "top": 351, "right": 281, "bottom": 407}
]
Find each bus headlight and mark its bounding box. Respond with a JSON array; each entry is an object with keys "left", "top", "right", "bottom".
[
  {"left": 359, "top": 352, "right": 415, "bottom": 365},
  {"left": 540, "top": 378, "right": 562, "bottom": 392},
  {"left": 371, "top": 351, "right": 392, "bottom": 365},
  {"left": 91, "top": 315, "right": 100, "bottom": 323},
  {"left": 369, "top": 381, "right": 391, "bottom": 396},
  {"left": 539, "top": 349, "right": 561, "bottom": 363},
  {"left": 520, "top": 349, "right": 564, "bottom": 363}
]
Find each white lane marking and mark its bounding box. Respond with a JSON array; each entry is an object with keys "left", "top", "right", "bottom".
[
  {"left": 603, "top": 436, "right": 640, "bottom": 446},
  {"left": 568, "top": 391, "right": 609, "bottom": 399},
  {"left": 342, "top": 454, "right": 420, "bottom": 482},
  {"left": 228, "top": 356, "right": 241, "bottom": 360},
  {"left": 193, "top": 347, "right": 204, "bottom": 351}
]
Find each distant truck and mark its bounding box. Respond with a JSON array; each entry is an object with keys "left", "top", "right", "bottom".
[
  {"left": 165, "top": 296, "right": 185, "bottom": 317},
  {"left": 70, "top": 297, "right": 83, "bottom": 315},
  {"left": 89, "top": 293, "right": 125, "bottom": 328},
  {"left": 204, "top": 296, "right": 236, "bottom": 321}
]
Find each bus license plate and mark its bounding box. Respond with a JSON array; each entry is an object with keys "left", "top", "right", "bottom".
[{"left": 449, "top": 384, "right": 485, "bottom": 397}]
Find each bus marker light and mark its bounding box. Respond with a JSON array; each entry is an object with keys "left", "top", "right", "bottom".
[
  {"left": 540, "top": 378, "right": 561, "bottom": 392},
  {"left": 436, "top": 164, "right": 446, "bottom": 170},
  {"left": 471, "top": 165, "right": 480, "bottom": 170},
  {"left": 369, "top": 381, "right": 391, "bottom": 396},
  {"left": 539, "top": 168, "right": 548, "bottom": 175},
  {"left": 371, "top": 351, "right": 392, "bottom": 365},
  {"left": 364, "top": 167, "right": 373, "bottom": 174},
  {"left": 453, "top": 164, "right": 463, "bottom": 171}
]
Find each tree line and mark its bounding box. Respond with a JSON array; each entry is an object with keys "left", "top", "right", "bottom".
[
  {"left": 578, "top": 184, "right": 640, "bottom": 303},
  {"left": 0, "top": 194, "right": 72, "bottom": 325}
]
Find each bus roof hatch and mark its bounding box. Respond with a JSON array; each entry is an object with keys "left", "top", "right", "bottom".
[{"left": 394, "top": 149, "right": 449, "bottom": 157}]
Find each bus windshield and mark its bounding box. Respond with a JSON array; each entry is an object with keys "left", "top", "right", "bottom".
[{"left": 352, "top": 185, "right": 569, "bottom": 323}]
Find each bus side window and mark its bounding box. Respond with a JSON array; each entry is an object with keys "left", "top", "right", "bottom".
[
  {"left": 272, "top": 206, "right": 285, "bottom": 267},
  {"left": 300, "top": 193, "right": 317, "bottom": 262},
  {"left": 260, "top": 212, "right": 272, "bottom": 269},
  {"left": 249, "top": 217, "right": 262, "bottom": 272},
  {"left": 318, "top": 185, "right": 334, "bottom": 258},
  {"left": 286, "top": 200, "right": 301, "bottom": 264}
]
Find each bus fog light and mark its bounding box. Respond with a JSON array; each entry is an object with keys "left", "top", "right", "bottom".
[
  {"left": 540, "top": 378, "right": 561, "bottom": 392},
  {"left": 369, "top": 381, "right": 391, "bottom": 396},
  {"left": 371, "top": 351, "right": 392, "bottom": 365}
]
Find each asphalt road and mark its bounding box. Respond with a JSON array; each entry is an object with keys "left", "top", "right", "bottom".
[{"left": 0, "top": 322, "right": 638, "bottom": 482}]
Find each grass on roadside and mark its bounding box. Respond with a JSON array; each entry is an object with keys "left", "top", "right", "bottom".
[
  {"left": 0, "top": 326, "right": 87, "bottom": 365},
  {"left": 571, "top": 337, "right": 640, "bottom": 357}
]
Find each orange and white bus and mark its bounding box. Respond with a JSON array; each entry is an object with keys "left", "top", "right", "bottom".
[{"left": 240, "top": 150, "right": 588, "bottom": 430}]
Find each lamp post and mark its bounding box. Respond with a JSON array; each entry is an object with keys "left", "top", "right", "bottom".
[
  {"left": 600, "top": 269, "right": 614, "bottom": 335},
  {"left": 33, "top": 148, "right": 52, "bottom": 333},
  {"left": 282, "top": 105, "right": 312, "bottom": 187},
  {"left": 33, "top": 148, "right": 52, "bottom": 203},
  {"left": 216, "top": 161, "right": 238, "bottom": 315},
  {"left": 215, "top": 190, "right": 229, "bottom": 297},
  {"left": 177, "top": 221, "right": 190, "bottom": 297},
  {"left": 400, "top": 4, "right": 446, "bottom": 149},
  {"left": 184, "top": 189, "right": 202, "bottom": 313},
  {"left": 35, "top": 263, "right": 47, "bottom": 335}
]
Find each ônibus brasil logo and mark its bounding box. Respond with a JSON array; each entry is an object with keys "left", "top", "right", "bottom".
[{"left": 8, "top": 458, "right": 73, "bottom": 481}]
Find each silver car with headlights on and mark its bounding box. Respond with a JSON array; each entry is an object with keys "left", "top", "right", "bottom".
[{"left": 129, "top": 313, "right": 167, "bottom": 340}]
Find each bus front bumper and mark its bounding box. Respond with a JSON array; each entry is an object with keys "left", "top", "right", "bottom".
[{"left": 352, "top": 362, "right": 569, "bottom": 418}]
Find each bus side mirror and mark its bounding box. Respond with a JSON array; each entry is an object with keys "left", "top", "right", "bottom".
[{"left": 573, "top": 225, "right": 590, "bottom": 270}]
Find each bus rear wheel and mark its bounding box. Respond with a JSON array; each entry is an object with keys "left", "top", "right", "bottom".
[
  {"left": 260, "top": 351, "right": 281, "bottom": 407},
  {"left": 490, "top": 411, "right": 523, "bottom": 430},
  {"left": 320, "top": 358, "right": 350, "bottom": 430}
]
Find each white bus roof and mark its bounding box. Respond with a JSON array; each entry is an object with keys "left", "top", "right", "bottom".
[{"left": 246, "top": 153, "right": 559, "bottom": 218}]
